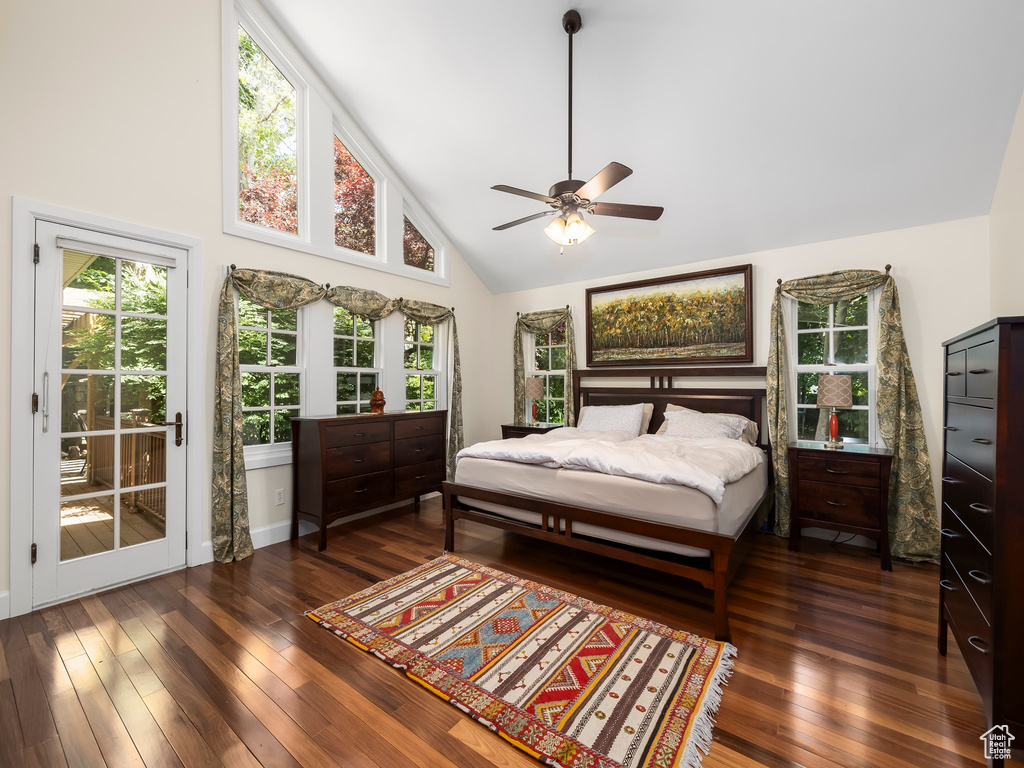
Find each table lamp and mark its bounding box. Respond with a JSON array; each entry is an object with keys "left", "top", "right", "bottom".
[
  {"left": 524, "top": 377, "right": 545, "bottom": 423},
  {"left": 817, "top": 373, "right": 853, "bottom": 450}
]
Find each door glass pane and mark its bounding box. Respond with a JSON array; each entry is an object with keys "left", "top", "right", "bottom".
[
  {"left": 120, "top": 487, "right": 166, "bottom": 548},
  {"left": 121, "top": 375, "right": 167, "bottom": 425},
  {"left": 121, "top": 431, "right": 167, "bottom": 488},
  {"left": 60, "top": 435, "right": 115, "bottom": 497},
  {"left": 62, "top": 374, "right": 115, "bottom": 431},
  {"left": 61, "top": 496, "right": 115, "bottom": 561},
  {"left": 63, "top": 313, "right": 115, "bottom": 369},
  {"left": 63, "top": 252, "right": 116, "bottom": 309},
  {"left": 121, "top": 318, "right": 167, "bottom": 370},
  {"left": 121, "top": 261, "right": 167, "bottom": 315}
]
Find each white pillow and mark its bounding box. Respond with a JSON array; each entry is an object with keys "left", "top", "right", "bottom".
[
  {"left": 578, "top": 403, "right": 654, "bottom": 434},
  {"left": 661, "top": 409, "right": 746, "bottom": 440},
  {"left": 656, "top": 404, "right": 759, "bottom": 444},
  {"left": 577, "top": 403, "right": 646, "bottom": 437}
]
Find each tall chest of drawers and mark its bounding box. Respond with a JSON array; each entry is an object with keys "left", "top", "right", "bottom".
[
  {"left": 291, "top": 411, "right": 447, "bottom": 550},
  {"left": 939, "top": 318, "right": 1024, "bottom": 744}
]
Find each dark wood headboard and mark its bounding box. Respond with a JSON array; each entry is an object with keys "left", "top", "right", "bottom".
[{"left": 572, "top": 368, "right": 768, "bottom": 450}]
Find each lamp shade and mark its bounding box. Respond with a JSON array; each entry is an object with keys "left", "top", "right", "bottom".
[
  {"left": 524, "top": 377, "right": 545, "bottom": 401},
  {"left": 817, "top": 374, "right": 853, "bottom": 409}
]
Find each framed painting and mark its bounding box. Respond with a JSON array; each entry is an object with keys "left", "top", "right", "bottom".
[{"left": 586, "top": 264, "right": 753, "bottom": 367}]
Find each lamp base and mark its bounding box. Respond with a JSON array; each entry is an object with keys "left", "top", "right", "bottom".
[
  {"left": 824, "top": 406, "right": 844, "bottom": 448},
  {"left": 822, "top": 439, "right": 845, "bottom": 450}
]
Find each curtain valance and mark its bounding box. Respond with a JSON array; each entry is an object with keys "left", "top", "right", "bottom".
[
  {"left": 766, "top": 268, "right": 939, "bottom": 562},
  {"left": 513, "top": 307, "right": 578, "bottom": 427}
]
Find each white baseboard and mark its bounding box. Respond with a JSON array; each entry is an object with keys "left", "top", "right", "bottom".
[{"left": 0, "top": 591, "right": 9, "bottom": 620}]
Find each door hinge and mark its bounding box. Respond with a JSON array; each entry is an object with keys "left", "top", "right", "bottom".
[
  {"left": 33, "top": 243, "right": 40, "bottom": 263},
  {"left": 31, "top": 543, "right": 37, "bottom": 565},
  {"left": 32, "top": 393, "right": 39, "bottom": 413}
]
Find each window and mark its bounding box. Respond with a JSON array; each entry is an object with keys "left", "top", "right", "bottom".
[
  {"left": 404, "top": 319, "right": 437, "bottom": 411},
  {"left": 793, "top": 294, "right": 874, "bottom": 444},
  {"left": 238, "top": 297, "right": 301, "bottom": 446},
  {"left": 334, "top": 136, "right": 375, "bottom": 255},
  {"left": 403, "top": 216, "right": 435, "bottom": 273},
  {"left": 530, "top": 322, "right": 568, "bottom": 424},
  {"left": 334, "top": 307, "right": 379, "bottom": 414},
  {"left": 237, "top": 26, "right": 298, "bottom": 235}
]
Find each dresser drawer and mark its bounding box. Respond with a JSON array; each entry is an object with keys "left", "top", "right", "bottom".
[
  {"left": 944, "top": 403, "right": 995, "bottom": 479},
  {"left": 325, "top": 471, "right": 393, "bottom": 512},
  {"left": 325, "top": 441, "right": 391, "bottom": 481},
  {"left": 940, "top": 505, "right": 993, "bottom": 625},
  {"left": 965, "top": 340, "right": 998, "bottom": 399},
  {"left": 797, "top": 456, "right": 879, "bottom": 488},
  {"left": 945, "top": 349, "right": 966, "bottom": 398},
  {"left": 941, "top": 454, "right": 993, "bottom": 550},
  {"left": 795, "top": 480, "right": 881, "bottom": 529},
  {"left": 395, "top": 434, "right": 445, "bottom": 467},
  {"left": 323, "top": 419, "right": 391, "bottom": 448},
  {"left": 941, "top": 555, "right": 993, "bottom": 703},
  {"left": 394, "top": 415, "right": 445, "bottom": 440},
  {"left": 394, "top": 459, "right": 445, "bottom": 498}
]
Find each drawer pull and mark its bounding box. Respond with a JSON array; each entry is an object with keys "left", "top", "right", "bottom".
[
  {"left": 968, "top": 502, "right": 993, "bottom": 514},
  {"left": 942, "top": 426, "right": 959, "bottom": 432},
  {"left": 968, "top": 368, "right": 989, "bottom": 375},
  {"left": 939, "top": 579, "right": 956, "bottom": 591},
  {"left": 946, "top": 371, "right": 962, "bottom": 376},
  {"left": 414, "top": 474, "right": 427, "bottom": 479},
  {"left": 825, "top": 468, "right": 848, "bottom": 475},
  {"left": 940, "top": 528, "right": 959, "bottom": 538},
  {"left": 967, "top": 636, "right": 990, "bottom": 655},
  {"left": 353, "top": 458, "right": 366, "bottom": 463},
  {"left": 970, "top": 437, "right": 991, "bottom": 445},
  {"left": 353, "top": 432, "right": 366, "bottom": 437},
  {"left": 415, "top": 448, "right": 427, "bottom": 453},
  {"left": 825, "top": 500, "right": 846, "bottom": 507},
  {"left": 354, "top": 488, "right": 368, "bottom": 494},
  {"left": 941, "top": 476, "right": 959, "bottom": 484},
  {"left": 416, "top": 426, "right": 426, "bottom": 430},
  {"left": 968, "top": 569, "right": 991, "bottom": 585}
]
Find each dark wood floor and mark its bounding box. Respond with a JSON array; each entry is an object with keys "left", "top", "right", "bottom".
[{"left": 0, "top": 498, "right": 1010, "bottom": 767}]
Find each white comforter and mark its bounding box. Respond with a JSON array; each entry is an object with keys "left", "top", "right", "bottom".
[{"left": 457, "top": 429, "right": 764, "bottom": 505}]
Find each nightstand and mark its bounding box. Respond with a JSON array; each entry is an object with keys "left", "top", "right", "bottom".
[
  {"left": 501, "top": 423, "right": 562, "bottom": 439},
  {"left": 788, "top": 441, "right": 894, "bottom": 570}
]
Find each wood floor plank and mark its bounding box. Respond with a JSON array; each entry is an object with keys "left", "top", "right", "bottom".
[
  {"left": 80, "top": 595, "right": 136, "bottom": 656},
  {"left": 62, "top": 653, "right": 146, "bottom": 768},
  {"left": 47, "top": 688, "right": 106, "bottom": 768},
  {"left": 143, "top": 688, "right": 225, "bottom": 768},
  {"left": 7, "top": 642, "right": 60, "bottom": 747}
]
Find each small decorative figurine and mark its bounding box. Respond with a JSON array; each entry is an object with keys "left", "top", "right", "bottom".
[{"left": 370, "top": 387, "right": 386, "bottom": 414}]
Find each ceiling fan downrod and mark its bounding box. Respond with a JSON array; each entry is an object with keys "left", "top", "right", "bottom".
[{"left": 563, "top": 10, "right": 582, "bottom": 182}]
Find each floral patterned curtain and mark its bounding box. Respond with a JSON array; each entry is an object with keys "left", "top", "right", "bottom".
[
  {"left": 767, "top": 269, "right": 939, "bottom": 562},
  {"left": 513, "top": 308, "right": 578, "bottom": 427},
  {"left": 213, "top": 268, "right": 326, "bottom": 563}
]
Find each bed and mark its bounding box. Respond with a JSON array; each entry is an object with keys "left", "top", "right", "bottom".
[{"left": 442, "top": 371, "right": 774, "bottom": 641}]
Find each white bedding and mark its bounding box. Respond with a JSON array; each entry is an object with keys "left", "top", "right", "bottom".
[{"left": 457, "top": 428, "right": 764, "bottom": 505}]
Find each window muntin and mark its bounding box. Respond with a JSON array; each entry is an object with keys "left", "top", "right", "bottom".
[
  {"left": 404, "top": 319, "right": 437, "bottom": 411},
  {"left": 238, "top": 297, "right": 300, "bottom": 445},
  {"left": 794, "top": 294, "right": 873, "bottom": 444},
  {"left": 334, "top": 307, "right": 379, "bottom": 414},
  {"left": 237, "top": 26, "right": 298, "bottom": 235},
  {"left": 402, "top": 217, "right": 435, "bottom": 273},
  {"left": 530, "top": 322, "right": 568, "bottom": 424},
  {"left": 334, "top": 136, "right": 375, "bottom": 256}
]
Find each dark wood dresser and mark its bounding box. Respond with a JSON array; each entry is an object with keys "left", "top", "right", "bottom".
[
  {"left": 939, "top": 317, "right": 1024, "bottom": 751},
  {"left": 291, "top": 411, "right": 447, "bottom": 550},
  {"left": 787, "top": 441, "right": 894, "bottom": 570}
]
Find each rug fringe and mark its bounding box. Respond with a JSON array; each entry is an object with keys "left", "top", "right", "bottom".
[{"left": 674, "top": 642, "right": 736, "bottom": 768}]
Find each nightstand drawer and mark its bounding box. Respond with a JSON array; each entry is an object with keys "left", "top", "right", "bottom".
[
  {"left": 796, "top": 480, "right": 880, "bottom": 529},
  {"left": 797, "top": 456, "right": 879, "bottom": 488},
  {"left": 941, "top": 504, "right": 993, "bottom": 625}
]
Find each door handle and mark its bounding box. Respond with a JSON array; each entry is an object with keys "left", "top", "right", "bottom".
[
  {"left": 161, "top": 412, "right": 183, "bottom": 447},
  {"left": 41, "top": 371, "right": 49, "bottom": 433}
]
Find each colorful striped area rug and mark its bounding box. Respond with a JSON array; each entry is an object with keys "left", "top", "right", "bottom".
[{"left": 307, "top": 554, "right": 736, "bottom": 768}]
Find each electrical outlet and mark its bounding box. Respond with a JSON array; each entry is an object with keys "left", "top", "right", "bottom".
[{"left": 275, "top": 488, "right": 285, "bottom": 506}]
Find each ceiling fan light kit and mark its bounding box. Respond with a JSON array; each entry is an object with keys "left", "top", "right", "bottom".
[{"left": 490, "top": 9, "right": 664, "bottom": 245}]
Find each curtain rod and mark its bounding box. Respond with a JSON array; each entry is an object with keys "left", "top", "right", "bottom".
[
  {"left": 517, "top": 304, "right": 571, "bottom": 317},
  {"left": 777, "top": 264, "right": 891, "bottom": 285}
]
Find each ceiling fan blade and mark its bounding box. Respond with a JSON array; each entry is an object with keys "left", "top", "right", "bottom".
[
  {"left": 589, "top": 202, "right": 664, "bottom": 221},
  {"left": 491, "top": 185, "right": 557, "bottom": 204},
  {"left": 492, "top": 210, "right": 556, "bottom": 231},
  {"left": 574, "top": 162, "right": 633, "bottom": 202}
]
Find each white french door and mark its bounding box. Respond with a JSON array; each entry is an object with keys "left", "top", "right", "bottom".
[{"left": 31, "top": 222, "right": 188, "bottom": 606}]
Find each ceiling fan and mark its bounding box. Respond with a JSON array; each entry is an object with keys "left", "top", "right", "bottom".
[{"left": 491, "top": 9, "right": 664, "bottom": 246}]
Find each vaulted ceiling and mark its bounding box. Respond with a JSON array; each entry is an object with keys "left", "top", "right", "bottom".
[{"left": 262, "top": 0, "right": 1024, "bottom": 293}]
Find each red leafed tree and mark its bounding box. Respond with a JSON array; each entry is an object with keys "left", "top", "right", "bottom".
[
  {"left": 403, "top": 216, "right": 435, "bottom": 272},
  {"left": 239, "top": 166, "right": 298, "bottom": 235},
  {"left": 335, "top": 137, "right": 375, "bottom": 254}
]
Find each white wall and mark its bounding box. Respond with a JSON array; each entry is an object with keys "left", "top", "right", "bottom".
[
  {"left": 0, "top": 0, "right": 498, "bottom": 596},
  {"left": 990, "top": 91, "right": 1024, "bottom": 317},
  {"left": 490, "top": 217, "right": 992, "bottom": 507}
]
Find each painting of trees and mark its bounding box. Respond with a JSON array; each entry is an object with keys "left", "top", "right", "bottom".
[{"left": 586, "top": 266, "right": 753, "bottom": 366}]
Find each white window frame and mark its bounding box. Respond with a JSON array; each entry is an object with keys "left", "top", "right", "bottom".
[
  {"left": 789, "top": 292, "right": 878, "bottom": 446},
  {"left": 524, "top": 325, "right": 568, "bottom": 424},
  {"left": 222, "top": 0, "right": 451, "bottom": 286},
  {"left": 333, "top": 306, "right": 382, "bottom": 414},
  {"left": 402, "top": 318, "right": 446, "bottom": 412},
  {"left": 238, "top": 299, "right": 308, "bottom": 468}
]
